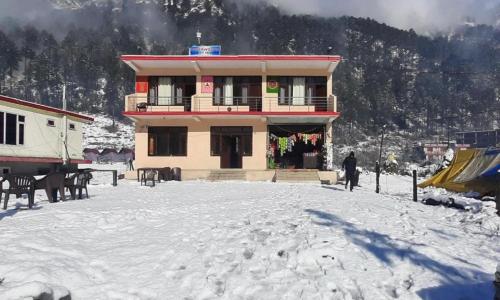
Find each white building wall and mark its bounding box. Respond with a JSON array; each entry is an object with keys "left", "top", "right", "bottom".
[{"left": 0, "top": 103, "right": 86, "bottom": 160}]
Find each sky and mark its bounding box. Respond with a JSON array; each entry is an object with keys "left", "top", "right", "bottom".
[
  {"left": 251, "top": 0, "right": 500, "bottom": 34},
  {"left": 0, "top": 0, "right": 499, "bottom": 35}
]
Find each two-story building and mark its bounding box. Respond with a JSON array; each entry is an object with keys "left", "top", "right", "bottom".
[
  {"left": 0, "top": 95, "right": 93, "bottom": 175},
  {"left": 122, "top": 54, "right": 341, "bottom": 181}
]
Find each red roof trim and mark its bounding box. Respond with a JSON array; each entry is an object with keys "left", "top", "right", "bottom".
[
  {"left": 123, "top": 111, "right": 340, "bottom": 117},
  {"left": 0, "top": 156, "right": 90, "bottom": 164},
  {"left": 121, "top": 55, "right": 342, "bottom": 62},
  {"left": 0, "top": 95, "right": 94, "bottom": 122}
]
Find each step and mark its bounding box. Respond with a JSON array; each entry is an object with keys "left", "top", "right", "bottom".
[
  {"left": 207, "top": 170, "right": 247, "bottom": 181},
  {"left": 275, "top": 170, "right": 320, "bottom": 183}
]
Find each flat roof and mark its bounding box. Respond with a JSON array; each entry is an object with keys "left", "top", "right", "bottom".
[
  {"left": 121, "top": 55, "right": 341, "bottom": 73},
  {"left": 0, "top": 95, "right": 94, "bottom": 122}
]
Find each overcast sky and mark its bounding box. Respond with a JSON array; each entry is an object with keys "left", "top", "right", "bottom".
[
  {"left": 254, "top": 0, "right": 500, "bottom": 33},
  {"left": 0, "top": 0, "right": 499, "bottom": 35}
]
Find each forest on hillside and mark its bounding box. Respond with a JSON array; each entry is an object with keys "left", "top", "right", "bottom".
[{"left": 0, "top": 0, "right": 498, "bottom": 136}]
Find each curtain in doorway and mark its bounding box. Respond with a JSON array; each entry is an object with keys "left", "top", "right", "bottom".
[
  {"left": 158, "top": 77, "right": 172, "bottom": 105},
  {"left": 224, "top": 77, "right": 233, "bottom": 105},
  {"left": 292, "top": 77, "right": 305, "bottom": 105}
]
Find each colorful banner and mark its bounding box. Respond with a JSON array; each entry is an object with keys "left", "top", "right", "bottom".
[
  {"left": 267, "top": 77, "right": 279, "bottom": 93},
  {"left": 201, "top": 76, "right": 214, "bottom": 93}
]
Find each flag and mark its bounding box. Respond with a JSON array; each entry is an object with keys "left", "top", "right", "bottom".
[{"left": 267, "top": 77, "right": 279, "bottom": 93}]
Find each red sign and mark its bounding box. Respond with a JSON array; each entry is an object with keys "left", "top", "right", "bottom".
[
  {"left": 201, "top": 76, "right": 213, "bottom": 93},
  {"left": 135, "top": 76, "right": 148, "bottom": 93}
]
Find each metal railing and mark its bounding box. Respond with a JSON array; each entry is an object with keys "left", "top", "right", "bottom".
[{"left": 125, "top": 95, "right": 337, "bottom": 113}]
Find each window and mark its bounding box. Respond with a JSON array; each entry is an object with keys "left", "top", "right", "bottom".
[
  {"left": 0, "top": 112, "right": 25, "bottom": 145},
  {"left": 5, "top": 113, "right": 17, "bottom": 145},
  {"left": 210, "top": 126, "right": 253, "bottom": 156},
  {"left": 0, "top": 112, "right": 3, "bottom": 144},
  {"left": 148, "top": 127, "right": 187, "bottom": 156},
  {"left": 272, "top": 76, "right": 327, "bottom": 105},
  {"left": 18, "top": 115, "right": 24, "bottom": 145},
  {"left": 69, "top": 123, "right": 76, "bottom": 130},
  {"left": 147, "top": 76, "right": 196, "bottom": 106},
  {"left": 213, "top": 77, "right": 262, "bottom": 107},
  {"left": 305, "top": 77, "right": 327, "bottom": 101},
  {"left": 47, "top": 119, "right": 55, "bottom": 127}
]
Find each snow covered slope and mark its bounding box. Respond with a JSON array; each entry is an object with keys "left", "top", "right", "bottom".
[
  {"left": 83, "top": 114, "right": 134, "bottom": 149},
  {"left": 0, "top": 174, "right": 497, "bottom": 299}
]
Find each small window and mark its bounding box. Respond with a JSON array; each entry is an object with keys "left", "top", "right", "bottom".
[
  {"left": 6, "top": 113, "right": 17, "bottom": 145},
  {"left": 18, "top": 115, "right": 25, "bottom": 145},
  {"left": 47, "top": 119, "right": 55, "bottom": 127},
  {"left": 0, "top": 112, "right": 4, "bottom": 144},
  {"left": 69, "top": 123, "right": 76, "bottom": 130},
  {"left": 0, "top": 167, "right": 10, "bottom": 175}
]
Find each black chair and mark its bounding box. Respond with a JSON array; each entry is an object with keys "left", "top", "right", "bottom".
[
  {"left": 171, "top": 167, "right": 181, "bottom": 181},
  {"left": 34, "top": 172, "right": 66, "bottom": 203},
  {"left": 1, "top": 174, "right": 36, "bottom": 209},
  {"left": 159, "top": 167, "right": 171, "bottom": 181},
  {"left": 65, "top": 172, "right": 90, "bottom": 200},
  {"left": 141, "top": 169, "right": 157, "bottom": 187},
  {"left": 136, "top": 102, "right": 147, "bottom": 112}
]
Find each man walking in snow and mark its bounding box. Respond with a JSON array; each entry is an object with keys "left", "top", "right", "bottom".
[
  {"left": 127, "top": 157, "right": 134, "bottom": 171},
  {"left": 342, "top": 151, "right": 357, "bottom": 191}
]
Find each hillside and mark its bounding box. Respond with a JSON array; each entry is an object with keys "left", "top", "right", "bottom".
[
  {"left": 83, "top": 115, "right": 135, "bottom": 149},
  {"left": 0, "top": 0, "right": 498, "bottom": 147}
]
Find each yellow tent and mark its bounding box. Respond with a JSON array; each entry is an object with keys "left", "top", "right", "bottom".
[{"left": 418, "top": 149, "right": 478, "bottom": 192}]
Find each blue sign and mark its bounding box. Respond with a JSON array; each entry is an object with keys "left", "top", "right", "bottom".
[{"left": 189, "top": 45, "right": 222, "bottom": 56}]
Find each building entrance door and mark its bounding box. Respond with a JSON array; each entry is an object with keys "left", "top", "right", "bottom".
[{"left": 220, "top": 136, "right": 242, "bottom": 169}]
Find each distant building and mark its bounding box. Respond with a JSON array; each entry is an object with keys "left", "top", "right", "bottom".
[
  {"left": 118, "top": 148, "right": 134, "bottom": 162},
  {"left": 423, "top": 143, "right": 450, "bottom": 162},
  {"left": 0, "top": 95, "right": 93, "bottom": 175},
  {"left": 99, "top": 148, "right": 119, "bottom": 163},
  {"left": 83, "top": 148, "right": 100, "bottom": 162},
  {"left": 456, "top": 129, "right": 500, "bottom": 148}
]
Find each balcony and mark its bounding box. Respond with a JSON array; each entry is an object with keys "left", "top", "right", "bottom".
[{"left": 125, "top": 95, "right": 338, "bottom": 115}]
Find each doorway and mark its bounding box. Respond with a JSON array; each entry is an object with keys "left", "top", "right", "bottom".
[
  {"left": 220, "top": 136, "right": 242, "bottom": 169},
  {"left": 211, "top": 126, "right": 253, "bottom": 169}
]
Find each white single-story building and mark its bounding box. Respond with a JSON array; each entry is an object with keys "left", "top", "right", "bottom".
[{"left": 0, "top": 95, "right": 93, "bottom": 175}]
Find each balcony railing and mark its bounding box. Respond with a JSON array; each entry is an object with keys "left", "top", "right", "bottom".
[{"left": 125, "top": 95, "right": 337, "bottom": 113}]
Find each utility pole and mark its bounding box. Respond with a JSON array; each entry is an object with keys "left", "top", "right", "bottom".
[
  {"left": 62, "top": 85, "right": 68, "bottom": 166},
  {"left": 378, "top": 124, "right": 386, "bottom": 163}
]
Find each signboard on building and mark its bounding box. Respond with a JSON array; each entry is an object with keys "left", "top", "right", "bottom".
[
  {"left": 189, "top": 45, "right": 222, "bottom": 56},
  {"left": 201, "top": 76, "right": 214, "bottom": 93}
]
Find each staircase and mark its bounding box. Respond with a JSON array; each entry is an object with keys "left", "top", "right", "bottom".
[
  {"left": 274, "top": 170, "right": 320, "bottom": 183},
  {"left": 207, "top": 170, "right": 247, "bottom": 181}
]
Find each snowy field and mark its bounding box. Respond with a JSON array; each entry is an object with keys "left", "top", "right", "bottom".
[{"left": 0, "top": 169, "right": 498, "bottom": 299}]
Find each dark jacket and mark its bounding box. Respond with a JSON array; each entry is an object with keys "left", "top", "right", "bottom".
[{"left": 342, "top": 155, "right": 357, "bottom": 175}]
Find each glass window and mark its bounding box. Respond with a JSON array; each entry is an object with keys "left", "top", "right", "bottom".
[
  {"left": 47, "top": 119, "right": 55, "bottom": 127},
  {"left": 18, "top": 115, "right": 25, "bottom": 145},
  {"left": 69, "top": 123, "right": 76, "bottom": 130},
  {"left": 5, "top": 113, "right": 17, "bottom": 145},
  {"left": 274, "top": 76, "right": 326, "bottom": 105},
  {"left": 148, "top": 76, "right": 195, "bottom": 106},
  {"left": 148, "top": 127, "right": 187, "bottom": 156},
  {"left": 0, "top": 112, "right": 4, "bottom": 144}
]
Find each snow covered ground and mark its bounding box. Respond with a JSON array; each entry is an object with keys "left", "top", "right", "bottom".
[{"left": 0, "top": 170, "right": 498, "bottom": 299}]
